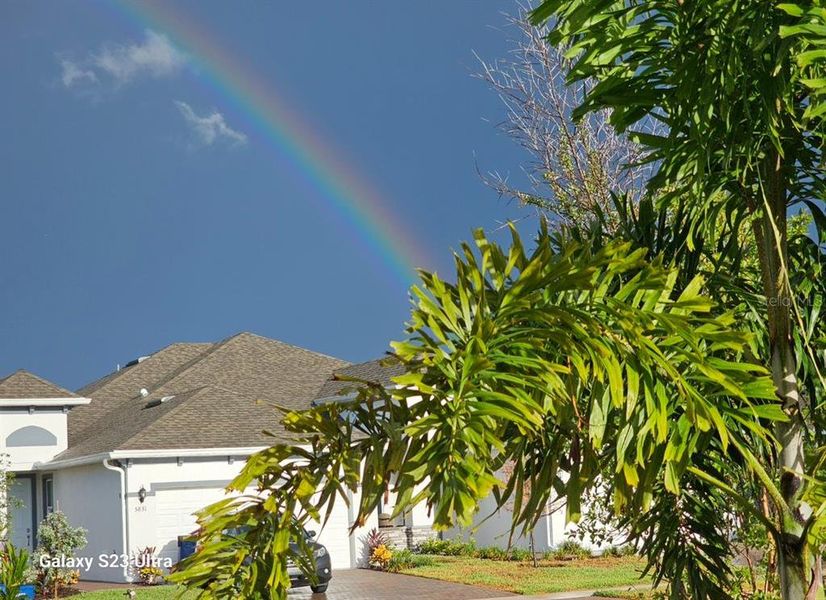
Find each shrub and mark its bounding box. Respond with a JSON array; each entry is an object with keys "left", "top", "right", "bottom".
[
  {"left": 386, "top": 548, "right": 436, "bottom": 572},
  {"left": 547, "top": 539, "right": 591, "bottom": 560},
  {"left": 417, "top": 538, "right": 447, "bottom": 554},
  {"left": 0, "top": 543, "right": 30, "bottom": 600},
  {"left": 476, "top": 546, "right": 510, "bottom": 560},
  {"left": 601, "top": 544, "right": 636, "bottom": 558},
  {"left": 137, "top": 546, "right": 164, "bottom": 585},
  {"left": 508, "top": 547, "right": 533, "bottom": 561},
  {"left": 369, "top": 544, "right": 393, "bottom": 570},
  {"left": 32, "top": 511, "right": 87, "bottom": 600},
  {"left": 138, "top": 566, "right": 164, "bottom": 585},
  {"left": 364, "top": 527, "right": 391, "bottom": 567},
  {"left": 417, "top": 538, "right": 476, "bottom": 556},
  {"left": 365, "top": 528, "right": 390, "bottom": 553}
]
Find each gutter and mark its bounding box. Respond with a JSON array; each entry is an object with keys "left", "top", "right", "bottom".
[
  {"left": 311, "top": 393, "right": 357, "bottom": 406},
  {"left": 36, "top": 447, "right": 268, "bottom": 470},
  {"left": 102, "top": 459, "right": 130, "bottom": 582},
  {"left": 34, "top": 452, "right": 112, "bottom": 470},
  {"left": 0, "top": 397, "right": 91, "bottom": 408},
  {"left": 108, "top": 447, "right": 267, "bottom": 460}
]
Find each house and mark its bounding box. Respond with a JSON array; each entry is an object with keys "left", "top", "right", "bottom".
[
  {"left": 1, "top": 332, "right": 388, "bottom": 582},
  {"left": 1, "top": 331, "right": 581, "bottom": 584},
  {"left": 312, "top": 357, "right": 578, "bottom": 554}
]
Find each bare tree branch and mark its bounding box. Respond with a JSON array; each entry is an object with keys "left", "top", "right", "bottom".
[{"left": 476, "top": 5, "right": 657, "bottom": 231}]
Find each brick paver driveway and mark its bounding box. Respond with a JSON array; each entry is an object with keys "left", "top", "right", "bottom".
[{"left": 287, "top": 569, "right": 516, "bottom": 599}]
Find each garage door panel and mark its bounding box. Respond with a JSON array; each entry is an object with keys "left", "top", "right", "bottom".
[
  {"left": 155, "top": 488, "right": 230, "bottom": 563},
  {"left": 313, "top": 501, "right": 351, "bottom": 569},
  {"left": 153, "top": 487, "right": 355, "bottom": 569}
]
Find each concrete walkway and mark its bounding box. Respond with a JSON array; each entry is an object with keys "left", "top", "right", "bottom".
[
  {"left": 287, "top": 569, "right": 515, "bottom": 598},
  {"left": 484, "top": 584, "right": 651, "bottom": 599}
]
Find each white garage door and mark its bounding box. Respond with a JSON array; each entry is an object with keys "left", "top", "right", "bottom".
[
  {"left": 312, "top": 499, "right": 353, "bottom": 569},
  {"left": 155, "top": 487, "right": 230, "bottom": 564},
  {"left": 154, "top": 486, "right": 355, "bottom": 569}
]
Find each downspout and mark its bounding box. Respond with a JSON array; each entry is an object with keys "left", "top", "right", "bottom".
[
  {"left": 546, "top": 509, "right": 553, "bottom": 550},
  {"left": 346, "top": 488, "right": 357, "bottom": 568},
  {"left": 102, "top": 459, "right": 130, "bottom": 581}
]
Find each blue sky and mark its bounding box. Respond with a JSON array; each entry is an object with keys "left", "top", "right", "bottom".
[{"left": 0, "top": 2, "right": 534, "bottom": 389}]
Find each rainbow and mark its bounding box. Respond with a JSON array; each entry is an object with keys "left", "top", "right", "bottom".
[{"left": 104, "top": 0, "right": 432, "bottom": 287}]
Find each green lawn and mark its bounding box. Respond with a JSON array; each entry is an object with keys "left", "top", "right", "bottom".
[
  {"left": 68, "top": 586, "right": 194, "bottom": 599},
  {"left": 67, "top": 557, "right": 647, "bottom": 598},
  {"left": 399, "top": 555, "right": 651, "bottom": 596}
]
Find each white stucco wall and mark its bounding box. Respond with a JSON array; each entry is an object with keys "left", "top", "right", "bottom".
[
  {"left": 123, "top": 456, "right": 246, "bottom": 574},
  {"left": 124, "top": 456, "right": 381, "bottom": 572},
  {"left": 52, "top": 463, "right": 124, "bottom": 582},
  {"left": 447, "top": 493, "right": 558, "bottom": 551},
  {"left": 333, "top": 484, "right": 379, "bottom": 569},
  {"left": 45, "top": 453, "right": 391, "bottom": 581},
  {"left": 448, "top": 493, "right": 618, "bottom": 553},
  {"left": 0, "top": 409, "right": 68, "bottom": 470}
]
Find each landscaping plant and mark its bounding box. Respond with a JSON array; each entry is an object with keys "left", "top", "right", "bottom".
[
  {"left": 386, "top": 548, "right": 436, "bottom": 572},
  {"left": 416, "top": 538, "right": 476, "bottom": 557},
  {"left": 137, "top": 547, "right": 163, "bottom": 586},
  {"left": 33, "top": 511, "right": 87, "bottom": 600},
  {"left": 0, "top": 543, "right": 30, "bottom": 600},
  {"left": 549, "top": 540, "right": 592, "bottom": 561},
  {"left": 0, "top": 455, "right": 20, "bottom": 543},
  {"left": 368, "top": 544, "right": 392, "bottom": 571}
]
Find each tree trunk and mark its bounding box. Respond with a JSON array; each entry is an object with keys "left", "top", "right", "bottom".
[
  {"left": 774, "top": 342, "right": 808, "bottom": 600},
  {"left": 752, "top": 150, "right": 813, "bottom": 600},
  {"left": 806, "top": 557, "right": 822, "bottom": 600},
  {"left": 763, "top": 489, "right": 777, "bottom": 596}
]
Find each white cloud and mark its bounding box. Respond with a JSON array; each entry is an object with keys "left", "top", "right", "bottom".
[
  {"left": 93, "top": 30, "right": 185, "bottom": 83},
  {"left": 59, "top": 59, "right": 97, "bottom": 88},
  {"left": 174, "top": 100, "right": 247, "bottom": 147},
  {"left": 58, "top": 29, "right": 185, "bottom": 89}
]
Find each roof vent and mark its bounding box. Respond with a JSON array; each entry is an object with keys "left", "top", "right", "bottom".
[
  {"left": 139, "top": 388, "right": 149, "bottom": 398},
  {"left": 145, "top": 395, "right": 175, "bottom": 409},
  {"left": 124, "top": 356, "right": 151, "bottom": 369}
]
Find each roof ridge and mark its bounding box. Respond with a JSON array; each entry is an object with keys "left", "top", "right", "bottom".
[
  {"left": 148, "top": 333, "right": 349, "bottom": 399},
  {"left": 1, "top": 369, "right": 79, "bottom": 398},
  {"left": 143, "top": 337, "right": 237, "bottom": 395},
  {"left": 230, "top": 331, "right": 351, "bottom": 364},
  {"left": 77, "top": 341, "right": 212, "bottom": 395}
]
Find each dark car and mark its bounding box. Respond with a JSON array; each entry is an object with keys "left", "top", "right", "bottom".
[
  {"left": 216, "top": 525, "right": 332, "bottom": 594},
  {"left": 288, "top": 530, "right": 332, "bottom": 593}
]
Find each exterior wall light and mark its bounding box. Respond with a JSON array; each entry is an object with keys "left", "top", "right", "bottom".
[{"left": 138, "top": 486, "right": 147, "bottom": 504}]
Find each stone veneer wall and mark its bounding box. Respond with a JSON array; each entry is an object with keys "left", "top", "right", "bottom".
[{"left": 380, "top": 526, "right": 438, "bottom": 550}]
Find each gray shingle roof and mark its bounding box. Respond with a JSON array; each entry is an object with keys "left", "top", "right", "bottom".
[
  {"left": 313, "top": 357, "right": 406, "bottom": 400},
  {"left": 55, "top": 332, "right": 350, "bottom": 462},
  {"left": 69, "top": 342, "right": 215, "bottom": 445},
  {"left": 0, "top": 370, "right": 79, "bottom": 399}
]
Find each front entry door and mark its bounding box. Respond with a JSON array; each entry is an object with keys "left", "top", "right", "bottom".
[{"left": 9, "top": 476, "right": 35, "bottom": 550}]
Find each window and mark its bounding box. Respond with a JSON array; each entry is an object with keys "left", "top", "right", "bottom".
[
  {"left": 42, "top": 475, "right": 54, "bottom": 517},
  {"left": 5, "top": 426, "right": 57, "bottom": 447}
]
